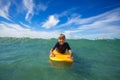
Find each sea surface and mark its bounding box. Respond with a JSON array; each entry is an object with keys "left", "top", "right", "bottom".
[{"left": 0, "top": 37, "right": 120, "bottom": 80}]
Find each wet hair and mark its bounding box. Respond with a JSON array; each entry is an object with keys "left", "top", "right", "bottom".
[{"left": 58, "top": 34, "right": 66, "bottom": 40}]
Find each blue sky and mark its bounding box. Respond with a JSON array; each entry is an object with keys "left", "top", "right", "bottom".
[{"left": 0, "top": 0, "right": 120, "bottom": 39}]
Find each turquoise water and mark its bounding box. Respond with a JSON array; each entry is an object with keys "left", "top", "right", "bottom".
[{"left": 0, "top": 37, "right": 120, "bottom": 80}]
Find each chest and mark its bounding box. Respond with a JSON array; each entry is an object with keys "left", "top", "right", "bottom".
[{"left": 57, "top": 44, "right": 67, "bottom": 49}]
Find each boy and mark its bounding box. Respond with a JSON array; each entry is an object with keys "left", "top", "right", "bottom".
[{"left": 50, "top": 34, "right": 73, "bottom": 58}]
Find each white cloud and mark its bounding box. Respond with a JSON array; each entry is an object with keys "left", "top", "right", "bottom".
[
  {"left": 42, "top": 15, "right": 59, "bottom": 29},
  {"left": 58, "top": 7, "right": 120, "bottom": 39},
  {"left": 36, "top": 3, "right": 47, "bottom": 11},
  {"left": 58, "top": 8, "right": 120, "bottom": 28},
  {"left": 0, "top": 1, "right": 11, "bottom": 20},
  {"left": 0, "top": 22, "right": 60, "bottom": 38},
  {"left": 19, "top": 22, "right": 31, "bottom": 28},
  {"left": 23, "top": 0, "right": 34, "bottom": 22},
  {"left": 0, "top": 20, "right": 120, "bottom": 39},
  {"left": 63, "top": 24, "right": 120, "bottom": 39},
  {"left": 23, "top": 0, "right": 48, "bottom": 22},
  {"left": 0, "top": 7, "right": 120, "bottom": 39}
]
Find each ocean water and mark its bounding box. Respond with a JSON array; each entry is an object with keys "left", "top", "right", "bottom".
[{"left": 0, "top": 37, "right": 120, "bottom": 80}]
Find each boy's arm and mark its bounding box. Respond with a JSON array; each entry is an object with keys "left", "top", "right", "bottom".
[
  {"left": 67, "top": 43, "right": 73, "bottom": 58},
  {"left": 50, "top": 42, "right": 58, "bottom": 57},
  {"left": 50, "top": 49, "right": 55, "bottom": 57},
  {"left": 50, "top": 49, "right": 54, "bottom": 54},
  {"left": 68, "top": 50, "right": 72, "bottom": 57}
]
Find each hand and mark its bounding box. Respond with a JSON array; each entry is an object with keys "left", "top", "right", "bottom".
[
  {"left": 50, "top": 53, "right": 55, "bottom": 57},
  {"left": 67, "top": 55, "right": 73, "bottom": 59}
]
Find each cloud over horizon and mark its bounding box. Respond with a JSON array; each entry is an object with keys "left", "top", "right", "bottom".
[
  {"left": 0, "top": 0, "right": 120, "bottom": 39},
  {"left": 0, "top": 22, "right": 60, "bottom": 38},
  {"left": 0, "top": 7, "right": 120, "bottom": 39}
]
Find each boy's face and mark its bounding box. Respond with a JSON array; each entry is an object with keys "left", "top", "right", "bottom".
[{"left": 58, "top": 39, "right": 65, "bottom": 45}]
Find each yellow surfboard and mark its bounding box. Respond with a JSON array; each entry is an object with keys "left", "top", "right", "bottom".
[{"left": 49, "top": 50, "right": 74, "bottom": 62}]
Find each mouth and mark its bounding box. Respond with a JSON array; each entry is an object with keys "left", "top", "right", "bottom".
[{"left": 60, "top": 42, "right": 64, "bottom": 44}]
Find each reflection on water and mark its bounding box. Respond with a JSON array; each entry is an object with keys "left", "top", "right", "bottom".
[{"left": 49, "top": 60, "right": 73, "bottom": 69}]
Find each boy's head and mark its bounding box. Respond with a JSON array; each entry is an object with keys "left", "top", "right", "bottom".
[{"left": 58, "top": 34, "right": 66, "bottom": 45}]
